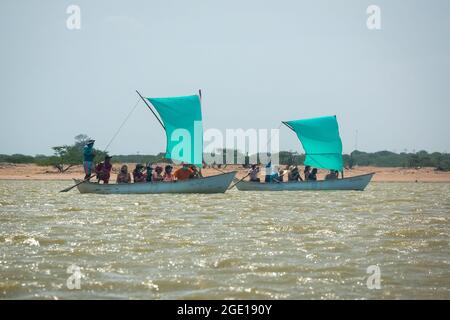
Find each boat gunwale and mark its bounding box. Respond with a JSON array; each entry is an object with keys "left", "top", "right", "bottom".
[
  {"left": 74, "top": 170, "right": 238, "bottom": 186},
  {"left": 235, "top": 172, "right": 375, "bottom": 185},
  {"left": 235, "top": 172, "right": 375, "bottom": 191}
]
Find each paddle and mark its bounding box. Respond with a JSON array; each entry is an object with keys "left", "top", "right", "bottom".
[
  {"left": 59, "top": 173, "right": 96, "bottom": 193},
  {"left": 228, "top": 171, "right": 251, "bottom": 190},
  {"left": 229, "top": 167, "right": 291, "bottom": 189}
]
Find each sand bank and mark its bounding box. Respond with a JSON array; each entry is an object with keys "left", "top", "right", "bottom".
[{"left": 0, "top": 163, "right": 449, "bottom": 182}]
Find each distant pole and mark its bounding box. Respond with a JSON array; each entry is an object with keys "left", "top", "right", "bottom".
[
  {"left": 136, "top": 90, "right": 165, "bottom": 130},
  {"left": 198, "top": 89, "right": 202, "bottom": 100},
  {"left": 355, "top": 129, "right": 358, "bottom": 151}
]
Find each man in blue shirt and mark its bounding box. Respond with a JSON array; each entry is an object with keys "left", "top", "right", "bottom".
[
  {"left": 83, "top": 139, "right": 96, "bottom": 180},
  {"left": 265, "top": 161, "right": 273, "bottom": 183}
]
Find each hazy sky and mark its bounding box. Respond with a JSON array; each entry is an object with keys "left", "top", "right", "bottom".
[{"left": 1, "top": 0, "right": 449, "bottom": 156}]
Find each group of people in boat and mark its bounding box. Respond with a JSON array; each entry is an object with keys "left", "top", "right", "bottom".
[
  {"left": 82, "top": 139, "right": 202, "bottom": 184},
  {"left": 83, "top": 140, "right": 340, "bottom": 185},
  {"left": 114, "top": 162, "right": 202, "bottom": 184},
  {"left": 247, "top": 162, "right": 340, "bottom": 183}
]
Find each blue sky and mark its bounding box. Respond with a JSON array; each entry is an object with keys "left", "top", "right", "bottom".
[{"left": 1, "top": 0, "right": 449, "bottom": 155}]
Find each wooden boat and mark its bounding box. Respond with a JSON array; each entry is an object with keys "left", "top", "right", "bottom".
[
  {"left": 74, "top": 171, "right": 237, "bottom": 194},
  {"left": 232, "top": 115, "right": 374, "bottom": 192},
  {"left": 69, "top": 90, "right": 237, "bottom": 194},
  {"left": 234, "top": 172, "right": 374, "bottom": 192}
]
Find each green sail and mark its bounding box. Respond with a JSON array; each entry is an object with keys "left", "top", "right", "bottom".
[
  {"left": 147, "top": 95, "right": 203, "bottom": 166},
  {"left": 284, "top": 115, "right": 343, "bottom": 171}
]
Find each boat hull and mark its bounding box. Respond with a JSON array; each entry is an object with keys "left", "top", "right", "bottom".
[
  {"left": 235, "top": 173, "right": 374, "bottom": 191},
  {"left": 75, "top": 171, "right": 237, "bottom": 194}
]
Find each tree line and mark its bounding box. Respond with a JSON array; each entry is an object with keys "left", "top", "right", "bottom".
[{"left": 1, "top": 135, "right": 449, "bottom": 171}]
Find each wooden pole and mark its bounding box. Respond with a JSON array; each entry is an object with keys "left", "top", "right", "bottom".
[
  {"left": 228, "top": 172, "right": 251, "bottom": 190},
  {"left": 282, "top": 121, "right": 294, "bottom": 131},
  {"left": 136, "top": 90, "right": 165, "bottom": 130},
  {"left": 60, "top": 174, "right": 96, "bottom": 192}
]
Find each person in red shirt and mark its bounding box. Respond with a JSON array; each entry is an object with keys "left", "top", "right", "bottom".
[
  {"left": 95, "top": 155, "right": 113, "bottom": 184},
  {"left": 174, "top": 163, "right": 194, "bottom": 181}
]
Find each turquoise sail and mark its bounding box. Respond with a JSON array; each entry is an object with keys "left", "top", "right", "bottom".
[
  {"left": 147, "top": 95, "right": 203, "bottom": 166},
  {"left": 284, "top": 116, "right": 343, "bottom": 171}
]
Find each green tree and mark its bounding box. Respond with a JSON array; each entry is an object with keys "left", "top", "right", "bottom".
[{"left": 48, "top": 134, "right": 107, "bottom": 172}]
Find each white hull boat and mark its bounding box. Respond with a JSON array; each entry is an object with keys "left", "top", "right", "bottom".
[
  {"left": 234, "top": 173, "right": 374, "bottom": 191},
  {"left": 75, "top": 171, "right": 237, "bottom": 194}
]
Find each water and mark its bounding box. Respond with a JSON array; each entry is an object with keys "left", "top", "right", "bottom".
[{"left": 0, "top": 180, "right": 449, "bottom": 299}]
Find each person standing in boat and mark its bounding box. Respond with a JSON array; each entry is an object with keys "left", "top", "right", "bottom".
[
  {"left": 83, "top": 139, "right": 96, "bottom": 180},
  {"left": 95, "top": 155, "right": 113, "bottom": 184},
  {"left": 248, "top": 164, "right": 260, "bottom": 182},
  {"left": 264, "top": 161, "right": 273, "bottom": 183},
  {"left": 117, "top": 165, "right": 131, "bottom": 183},
  {"left": 133, "top": 164, "right": 146, "bottom": 183}
]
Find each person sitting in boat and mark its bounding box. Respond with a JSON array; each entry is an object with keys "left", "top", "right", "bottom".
[
  {"left": 174, "top": 163, "right": 194, "bottom": 181},
  {"left": 271, "top": 171, "right": 281, "bottom": 182},
  {"left": 145, "top": 163, "right": 153, "bottom": 182},
  {"left": 152, "top": 166, "right": 164, "bottom": 182},
  {"left": 325, "top": 170, "right": 339, "bottom": 180},
  {"left": 190, "top": 165, "right": 202, "bottom": 178},
  {"left": 117, "top": 165, "right": 131, "bottom": 184},
  {"left": 308, "top": 168, "right": 318, "bottom": 181},
  {"left": 277, "top": 166, "right": 287, "bottom": 182},
  {"left": 248, "top": 164, "right": 260, "bottom": 182},
  {"left": 95, "top": 155, "right": 112, "bottom": 184},
  {"left": 163, "top": 165, "right": 175, "bottom": 182},
  {"left": 83, "top": 139, "right": 96, "bottom": 180},
  {"left": 288, "top": 165, "right": 303, "bottom": 181},
  {"left": 304, "top": 166, "right": 311, "bottom": 181},
  {"left": 133, "top": 164, "right": 146, "bottom": 183},
  {"left": 270, "top": 164, "right": 284, "bottom": 183}
]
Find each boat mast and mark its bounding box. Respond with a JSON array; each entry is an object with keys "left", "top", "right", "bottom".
[
  {"left": 281, "top": 121, "right": 294, "bottom": 131},
  {"left": 198, "top": 88, "right": 205, "bottom": 167},
  {"left": 135, "top": 90, "right": 165, "bottom": 130}
]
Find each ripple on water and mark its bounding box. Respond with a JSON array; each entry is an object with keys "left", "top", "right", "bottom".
[{"left": 0, "top": 181, "right": 449, "bottom": 299}]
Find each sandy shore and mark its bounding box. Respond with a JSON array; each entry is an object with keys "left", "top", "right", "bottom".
[{"left": 0, "top": 163, "right": 449, "bottom": 182}]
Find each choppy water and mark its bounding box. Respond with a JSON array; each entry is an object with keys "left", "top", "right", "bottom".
[{"left": 0, "top": 180, "right": 449, "bottom": 299}]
